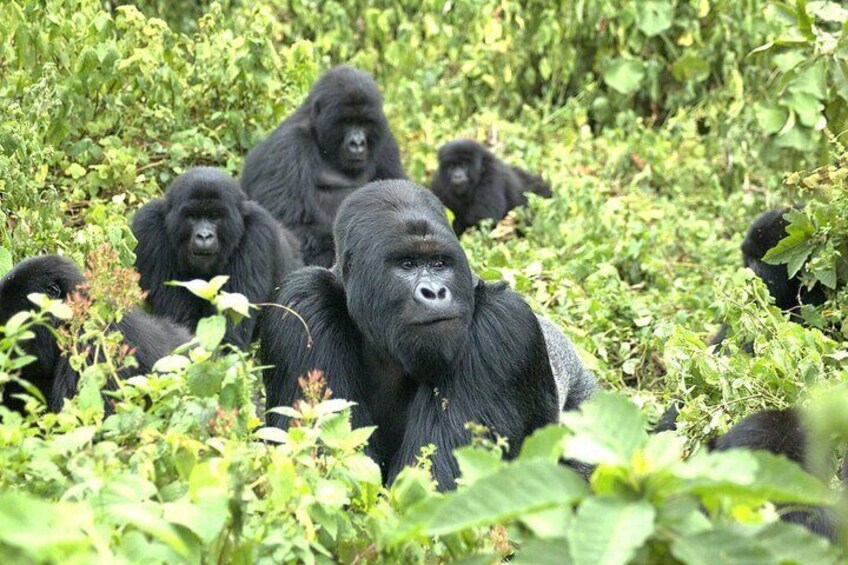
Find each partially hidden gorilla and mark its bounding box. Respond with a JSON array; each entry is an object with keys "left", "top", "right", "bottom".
[
  {"left": 132, "top": 167, "right": 302, "bottom": 349},
  {"left": 710, "top": 408, "right": 844, "bottom": 542},
  {"left": 0, "top": 255, "right": 191, "bottom": 414},
  {"left": 241, "top": 66, "right": 406, "bottom": 267},
  {"left": 431, "top": 139, "right": 552, "bottom": 236},
  {"left": 710, "top": 208, "right": 827, "bottom": 347},
  {"left": 259, "top": 180, "right": 597, "bottom": 490}
]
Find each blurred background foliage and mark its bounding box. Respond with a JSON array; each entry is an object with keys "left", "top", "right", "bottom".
[{"left": 2, "top": 0, "right": 848, "bottom": 562}]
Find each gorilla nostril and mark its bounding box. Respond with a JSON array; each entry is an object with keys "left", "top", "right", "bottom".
[
  {"left": 437, "top": 287, "right": 447, "bottom": 300},
  {"left": 420, "top": 286, "right": 437, "bottom": 300}
]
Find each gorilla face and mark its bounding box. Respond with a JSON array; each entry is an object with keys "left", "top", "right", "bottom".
[
  {"left": 436, "top": 140, "right": 484, "bottom": 201},
  {"left": 309, "top": 67, "right": 388, "bottom": 176},
  {"left": 0, "top": 255, "right": 84, "bottom": 397},
  {"left": 164, "top": 168, "right": 245, "bottom": 276},
  {"left": 335, "top": 181, "right": 475, "bottom": 381}
]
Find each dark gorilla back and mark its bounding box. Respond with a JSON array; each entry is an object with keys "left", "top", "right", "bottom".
[
  {"left": 133, "top": 167, "right": 301, "bottom": 349},
  {"left": 0, "top": 255, "right": 191, "bottom": 414},
  {"left": 710, "top": 408, "right": 844, "bottom": 542},
  {"left": 241, "top": 66, "right": 406, "bottom": 267},
  {"left": 431, "top": 139, "right": 551, "bottom": 236}
]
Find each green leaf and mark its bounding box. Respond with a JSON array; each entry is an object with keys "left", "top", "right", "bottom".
[
  {"left": 454, "top": 446, "right": 505, "bottom": 486},
  {"left": 513, "top": 538, "right": 573, "bottom": 565},
  {"left": 186, "top": 362, "right": 223, "bottom": 398},
  {"left": 421, "top": 460, "right": 588, "bottom": 537},
  {"left": 671, "top": 54, "right": 710, "bottom": 83},
  {"left": 0, "top": 247, "right": 12, "bottom": 276},
  {"left": 196, "top": 315, "right": 226, "bottom": 350},
  {"left": 560, "top": 392, "right": 649, "bottom": 466},
  {"left": 602, "top": 58, "right": 645, "bottom": 96},
  {"left": 518, "top": 425, "right": 568, "bottom": 462},
  {"left": 169, "top": 276, "right": 229, "bottom": 301},
  {"left": 152, "top": 354, "right": 191, "bottom": 373},
  {"left": 635, "top": 1, "right": 673, "bottom": 37},
  {"left": 217, "top": 290, "right": 252, "bottom": 323},
  {"left": 763, "top": 209, "right": 816, "bottom": 277},
  {"left": 568, "top": 498, "right": 656, "bottom": 565},
  {"left": 755, "top": 103, "right": 790, "bottom": 134}
]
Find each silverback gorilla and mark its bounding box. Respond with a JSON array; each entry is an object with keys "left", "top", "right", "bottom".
[
  {"left": 0, "top": 255, "right": 191, "bottom": 414},
  {"left": 710, "top": 408, "right": 843, "bottom": 541},
  {"left": 241, "top": 66, "right": 406, "bottom": 267},
  {"left": 431, "top": 139, "right": 552, "bottom": 236},
  {"left": 259, "top": 180, "right": 596, "bottom": 490},
  {"left": 132, "top": 167, "right": 302, "bottom": 349}
]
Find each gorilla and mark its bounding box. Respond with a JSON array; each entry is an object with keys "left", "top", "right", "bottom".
[
  {"left": 259, "top": 180, "right": 597, "bottom": 490},
  {"left": 710, "top": 408, "right": 843, "bottom": 542},
  {"left": 0, "top": 255, "right": 191, "bottom": 414},
  {"left": 241, "top": 66, "right": 406, "bottom": 267},
  {"left": 132, "top": 167, "right": 302, "bottom": 349},
  {"left": 710, "top": 208, "right": 827, "bottom": 347},
  {"left": 431, "top": 139, "right": 552, "bottom": 236},
  {"left": 742, "top": 209, "right": 826, "bottom": 314}
]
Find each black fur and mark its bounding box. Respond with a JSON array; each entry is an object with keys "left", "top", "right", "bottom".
[
  {"left": 259, "top": 180, "right": 559, "bottom": 490},
  {"left": 241, "top": 66, "right": 406, "bottom": 267},
  {"left": 0, "top": 255, "right": 191, "bottom": 414},
  {"left": 431, "top": 139, "right": 552, "bottom": 236},
  {"left": 709, "top": 408, "right": 842, "bottom": 542},
  {"left": 132, "top": 167, "right": 301, "bottom": 349}
]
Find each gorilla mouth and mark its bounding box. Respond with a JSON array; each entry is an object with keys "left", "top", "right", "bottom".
[
  {"left": 412, "top": 316, "right": 459, "bottom": 326},
  {"left": 190, "top": 250, "right": 217, "bottom": 257}
]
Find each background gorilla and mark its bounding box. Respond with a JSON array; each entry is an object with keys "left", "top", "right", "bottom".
[
  {"left": 709, "top": 408, "right": 843, "bottom": 541},
  {"left": 241, "top": 66, "right": 406, "bottom": 267},
  {"left": 0, "top": 255, "right": 191, "bottom": 414},
  {"left": 741, "top": 208, "right": 826, "bottom": 314},
  {"left": 710, "top": 208, "right": 827, "bottom": 347},
  {"left": 133, "top": 167, "right": 301, "bottom": 349},
  {"left": 431, "top": 139, "right": 552, "bottom": 236},
  {"left": 259, "top": 180, "right": 596, "bottom": 490}
]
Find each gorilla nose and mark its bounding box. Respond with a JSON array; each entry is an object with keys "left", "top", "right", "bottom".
[
  {"left": 347, "top": 131, "right": 366, "bottom": 155},
  {"left": 194, "top": 230, "right": 216, "bottom": 250},
  {"left": 414, "top": 281, "right": 452, "bottom": 309},
  {"left": 450, "top": 169, "right": 467, "bottom": 184}
]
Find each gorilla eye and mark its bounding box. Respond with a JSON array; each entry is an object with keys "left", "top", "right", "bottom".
[
  {"left": 400, "top": 258, "right": 416, "bottom": 270},
  {"left": 46, "top": 282, "right": 62, "bottom": 298},
  {"left": 432, "top": 258, "right": 447, "bottom": 269}
]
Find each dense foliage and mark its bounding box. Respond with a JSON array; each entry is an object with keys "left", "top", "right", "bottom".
[{"left": 1, "top": 0, "right": 848, "bottom": 562}]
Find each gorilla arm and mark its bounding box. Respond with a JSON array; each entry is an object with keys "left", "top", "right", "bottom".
[
  {"left": 387, "top": 281, "right": 559, "bottom": 490},
  {"left": 223, "top": 202, "right": 288, "bottom": 348},
  {"left": 258, "top": 267, "right": 376, "bottom": 433}
]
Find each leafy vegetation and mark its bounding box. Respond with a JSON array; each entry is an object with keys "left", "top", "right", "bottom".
[{"left": 1, "top": 0, "right": 848, "bottom": 562}]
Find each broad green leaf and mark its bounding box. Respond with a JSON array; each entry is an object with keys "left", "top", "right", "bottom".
[
  {"left": 513, "top": 538, "right": 573, "bottom": 565},
  {"left": 0, "top": 493, "right": 93, "bottom": 558},
  {"left": 671, "top": 54, "right": 710, "bottom": 83},
  {"left": 635, "top": 1, "right": 673, "bottom": 37},
  {"left": 763, "top": 209, "right": 816, "bottom": 277},
  {"left": 568, "top": 498, "right": 656, "bottom": 565},
  {"left": 186, "top": 361, "right": 223, "bottom": 397},
  {"left": 152, "top": 354, "right": 190, "bottom": 373},
  {"left": 169, "top": 276, "right": 229, "bottom": 301},
  {"left": 163, "top": 494, "right": 229, "bottom": 544},
  {"left": 454, "top": 446, "right": 504, "bottom": 486},
  {"left": 107, "top": 502, "right": 191, "bottom": 557},
  {"left": 422, "top": 460, "right": 588, "bottom": 537},
  {"left": 519, "top": 424, "right": 568, "bottom": 462},
  {"left": 217, "top": 290, "right": 252, "bottom": 321},
  {"left": 602, "top": 59, "right": 645, "bottom": 96},
  {"left": 0, "top": 247, "right": 12, "bottom": 276},
  {"left": 755, "top": 103, "right": 790, "bottom": 134},
  {"left": 196, "top": 315, "right": 226, "bottom": 350},
  {"left": 560, "top": 392, "right": 649, "bottom": 465}
]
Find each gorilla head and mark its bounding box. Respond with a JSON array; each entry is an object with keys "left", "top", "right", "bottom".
[
  {"left": 333, "top": 180, "right": 475, "bottom": 381},
  {"left": 309, "top": 66, "right": 389, "bottom": 177},
  {"left": 435, "top": 139, "right": 485, "bottom": 203},
  {"left": 742, "top": 208, "right": 825, "bottom": 312},
  {"left": 0, "top": 255, "right": 83, "bottom": 410},
  {"left": 164, "top": 167, "right": 246, "bottom": 276}
]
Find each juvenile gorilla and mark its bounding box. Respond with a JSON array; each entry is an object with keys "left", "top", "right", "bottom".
[
  {"left": 431, "top": 139, "right": 552, "bottom": 236},
  {"left": 710, "top": 409, "right": 843, "bottom": 541},
  {"left": 133, "top": 167, "right": 301, "bottom": 349},
  {"left": 241, "top": 66, "right": 406, "bottom": 267},
  {"left": 0, "top": 255, "right": 191, "bottom": 414},
  {"left": 710, "top": 208, "right": 826, "bottom": 347},
  {"left": 259, "top": 180, "right": 594, "bottom": 490}
]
